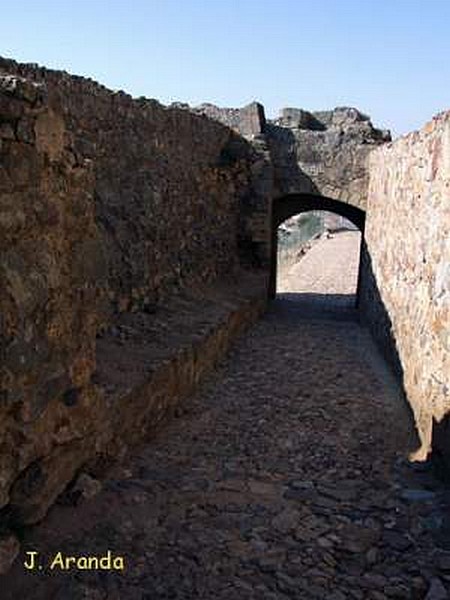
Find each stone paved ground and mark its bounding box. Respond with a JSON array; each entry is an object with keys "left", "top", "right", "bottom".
[
  {"left": 277, "top": 230, "right": 361, "bottom": 297},
  {"left": 4, "top": 236, "right": 450, "bottom": 600}
]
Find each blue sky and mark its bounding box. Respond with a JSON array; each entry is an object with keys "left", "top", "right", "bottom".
[{"left": 1, "top": 0, "right": 449, "bottom": 136}]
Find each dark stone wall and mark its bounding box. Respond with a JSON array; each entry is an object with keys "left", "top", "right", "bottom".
[
  {"left": 0, "top": 59, "right": 269, "bottom": 526},
  {"left": 195, "top": 103, "right": 390, "bottom": 210},
  {"left": 195, "top": 102, "right": 266, "bottom": 137},
  {"left": 0, "top": 58, "right": 267, "bottom": 312},
  {"left": 267, "top": 107, "right": 391, "bottom": 207}
]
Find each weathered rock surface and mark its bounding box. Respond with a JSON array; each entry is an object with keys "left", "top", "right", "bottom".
[
  {"left": 426, "top": 578, "right": 448, "bottom": 600},
  {"left": 361, "top": 111, "right": 450, "bottom": 465},
  {"left": 266, "top": 106, "right": 391, "bottom": 206},
  {"left": 196, "top": 102, "right": 391, "bottom": 208},
  {"left": 0, "top": 534, "right": 19, "bottom": 575},
  {"left": 0, "top": 57, "right": 271, "bottom": 530},
  {"left": 195, "top": 102, "right": 266, "bottom": 137}
]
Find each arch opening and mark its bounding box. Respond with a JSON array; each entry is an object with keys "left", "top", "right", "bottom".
[{"left": 270, "top": 194, "right": 366, "bottom": 313}]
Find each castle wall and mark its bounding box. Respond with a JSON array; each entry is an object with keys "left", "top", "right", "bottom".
[
  {"left": 2, "top": 54, "right": 448, "bottom": 535},
  {"left": 0, "top": 60, "right": 269, "bottom": 525},
  {"left": 196, "top": 103, "right": 391, "bottom": 210},
  {"left": 360, "top": 111, "right": 450, "bottom": 461}
]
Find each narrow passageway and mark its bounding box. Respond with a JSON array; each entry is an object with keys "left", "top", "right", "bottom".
[
  {"left": 277, "top": 230, "right": 361, "bottom": 298},
  {"left": 5, "top": 239, "right": 449, "bottom": 599}
]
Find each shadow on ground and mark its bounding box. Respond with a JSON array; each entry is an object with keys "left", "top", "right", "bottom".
[{"left": 274, "top": 292, "right": 357, "bottom": 321}]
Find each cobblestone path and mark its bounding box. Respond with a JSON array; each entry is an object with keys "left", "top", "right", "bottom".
[
  {"left": 5, "top": 238, "right": 450, "bottom": 600},
  {"left": 277, "top": 230, "right": 361, "bottom": 299}
]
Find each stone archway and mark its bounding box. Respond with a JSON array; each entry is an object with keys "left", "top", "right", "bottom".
[{"left": 269, "top": 193, "right": 366, "bottom": 299}]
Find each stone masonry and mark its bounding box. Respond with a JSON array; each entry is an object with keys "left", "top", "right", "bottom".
[
  {"left": 360, "top": 111, "right": 450, "bottom": 464},
  {"left": 0, "top": 59, "right": 270, "bottom": 528},
  {"left": 197, "top": 103, "right": 391, "bottom": 208},
  {"left": 0, "top": 54, "right": 449, "bottom": 559}
]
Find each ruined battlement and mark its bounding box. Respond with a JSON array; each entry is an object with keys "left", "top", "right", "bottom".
[{"left": 196, "top": 100, "right": 391, "bottom": 206}]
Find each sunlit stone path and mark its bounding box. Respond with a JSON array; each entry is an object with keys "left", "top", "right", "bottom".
[
  {"left": 277, "top": 230, "right": 361, "bottom": 302},
  {"left": 4, "top": 237, "right": 450, "bottom": 600}
]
